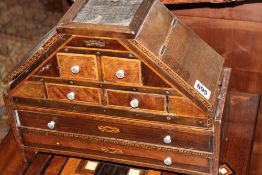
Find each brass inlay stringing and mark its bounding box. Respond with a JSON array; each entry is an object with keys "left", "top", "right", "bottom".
[
  {"left": 4, "top": 33, "right": 64, "bottom": 83},
  {"left": 98, "top": 125, "right": 120, "bottom": 134}
]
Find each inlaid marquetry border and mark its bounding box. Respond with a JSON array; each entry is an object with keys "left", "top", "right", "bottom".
[
  {"left": 4, "top": 32, "right": 63, "bottom": 83},
  {"left": 21, "top": 127, "right": 213, "bottom": 159}
]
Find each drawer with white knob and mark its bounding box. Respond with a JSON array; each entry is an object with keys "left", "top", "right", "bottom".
[
  {"left": 20, "top": 127, "right": 210, "bottom": 174},
  {"left": 16, "top": 110, "right": 211, "bottom": 151},
  {"left": 46, "top": 83, "right": 101, "bottom": 104},
  {"left": 57, "top": 52, "right": 98, "bottom": 80},
  {"left": 106, "top": 89, "right": 166, "bottom": 112},
  {"left": 101, "top": 56, "right": 142, "bottom": 85}
]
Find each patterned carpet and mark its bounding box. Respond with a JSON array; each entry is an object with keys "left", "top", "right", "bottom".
[{"left": 0, "top": 0, "right": 64, "bottom": 141}]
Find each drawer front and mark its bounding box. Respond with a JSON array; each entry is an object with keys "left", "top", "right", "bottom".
[
  {"left": 20, "top": 128, "right": 210, "bottom": 174},
  {"left": 66, "top": 37, "right": 128, "bottom": 51},
  {"left": 102, "top": 56, "right": 142, "bottom": 85},
  {"left": 46, "top": 83, "right": 101, "bottom": 104},
  {"left": 57, "top": 53, "right": 98, "bottom": 80},
  {"left": 107, "top": 90, "right": 166, "bottom": 112},
  {"left": 12, "top": 81, "right": 45, "bottom": 99},
  {"left": 18, "top": 111, "right": 211, "bottom": 151},
  {"left": 169, "top": 96, "right": 207, "bottom": 119}
]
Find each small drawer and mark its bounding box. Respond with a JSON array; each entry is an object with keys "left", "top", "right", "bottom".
[
  {"left": 18, "top": 111, "right": 211, "bottom": 151},
  {"left": 46, "top": 83, "right": 101, "bottom": 104},
  {"left": 107, "top": 90, "right": 166, "bottom": 112},
  {"left": 57, "top": 52, "right": 98, "bottom": 80},
  {"left": 20, "top": 128, "right": 210, "bottom": 174},
  {"left": 12, "top": 81, "right": 45, "bottom": 99},
  {"left": 169, "top": 96, "right": 207, "bottom": 119},
  {"left": 102, "top": 56, "right": 142, "bottom": 85},
  {"left": 66, "top": 37, "right": 128, "bottom": 51}
]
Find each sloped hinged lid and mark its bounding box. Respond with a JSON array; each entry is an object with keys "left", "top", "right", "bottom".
[{"left": 125, "top": 0, "right": 224, "bottom": 114}]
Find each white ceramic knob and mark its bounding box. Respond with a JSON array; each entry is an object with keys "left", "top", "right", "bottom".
[
  {"left": 47, "top": 121, "right": 55, "bottom": 130},
  {"left": 116, "top": 70, "right": 125, "bottom": 79},
  {"left": 163, "top": 135, "right": 172, "bottom": 144},
  {"left": 130, "top": 99, "right": 139, "bottom": 108},
  {"left": 164, "top": 157, "right": 172, "bottom": 166},
  {"left": 67, "top": 92, "right": 75, "bottom": 101},
  {"left": 71, "top": 65, "right": 80, "bottom": 74}
]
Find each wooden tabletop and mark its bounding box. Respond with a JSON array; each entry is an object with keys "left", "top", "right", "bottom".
[{"left": 0, "top": 91, "right": 259, "bottom": 175}]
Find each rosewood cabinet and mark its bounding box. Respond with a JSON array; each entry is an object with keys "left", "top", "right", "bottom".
[{"left": 3, "top": 0, "right": 231, "bottom": 174}]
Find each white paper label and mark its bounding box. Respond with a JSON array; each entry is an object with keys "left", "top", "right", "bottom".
[{"left": 194, "top": 80, "right": 211, "bottom": 100}]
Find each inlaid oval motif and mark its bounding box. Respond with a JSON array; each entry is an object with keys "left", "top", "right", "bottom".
[
  {"left": 100, "top": 147, "right": 123, "bottom": 154},
  {"left": 98, "top": 125, "right": 120, "bottom": 134}
]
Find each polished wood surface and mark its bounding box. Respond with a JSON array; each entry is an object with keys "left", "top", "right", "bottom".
[
  {"left": 43, "top": 155, "right": 67, "bottom": 175},
  {"left": 12, "top": 81, "right": 45, "bottom": 99},
  {"left": 13, "top": 97, "right": 208, "bottom": 128},
  {"left": 0, "top": 132, "right": 27, "bottom": 175},
  {"left": 106, "top": 89, "right": 166, "bottom": 112},
  {"left": 20, "top": 127, "right": 210, "bottom": 173},
  {"left": 141, "top": 63, "right": 171, "bottom": 88},
  {"left": 44, "top": 0, "right": 225, "bottom": 114},
  {"left": 169, "top": 3, "right": 262, "bottom": 174},
  {"left": 220, "top": 93, "right": 259, "bottom": 175},
  {"left": 17, "top": 110, "right": 211, "bottom": 151},
  {"left": 60, "top": 158, "right": 81, "bottom": 175},
  {"left": 24, "top": 154, "right": 52, "bottom": 175},
  {"left": 0, "top": 92, "right": 258, "bottom": 174},
  {"left": 67, "top": 37, "right": 128, "bottom": 51},
  {"left": 1, "top": 1, "right": 260, "bottom": 175},
  {"left": 169, "top": 96, "right": 206, "bottom": 118},
  {"left": 35, "top": 56, "right": 60, "bottom": 77},
  {"left": 46, "top": 83, "right": 101, "bottom": 104},
  {"left": 127, "top": 0, "right": 224, "bottom": 112},
  {"left": 101, "top": 56, "right": 142, "bottom": 85},
  {"left": 57, "top": 53, "right": 99, "bottom": 80},
  {"left": 2, "top": 1, "right": 233, "bottom": 174}
]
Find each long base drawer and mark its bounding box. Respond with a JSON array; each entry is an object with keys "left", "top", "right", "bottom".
[{"left": 20, "top": 127, "right": 211, "bottom": 175}]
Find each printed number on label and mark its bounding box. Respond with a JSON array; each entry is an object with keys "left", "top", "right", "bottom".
[{"left": 194, "top": 80, "right": 211, "bottom": 100}]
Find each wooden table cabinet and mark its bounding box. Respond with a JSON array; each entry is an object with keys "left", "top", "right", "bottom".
[{"left": 2, "top": 0, "right": 233, "bottom": 174}]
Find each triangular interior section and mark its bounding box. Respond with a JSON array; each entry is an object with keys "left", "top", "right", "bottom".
[
  {"left": 34, "top": 56, "right": 60, "bottom": 77},
  {"left": 141, "top": 63, "right": 171, "bottom": 88}
]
